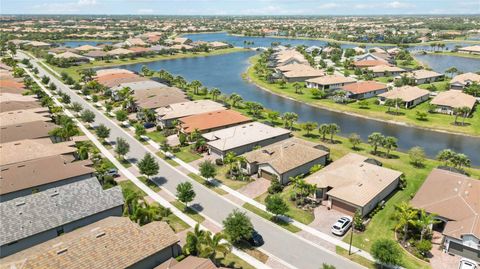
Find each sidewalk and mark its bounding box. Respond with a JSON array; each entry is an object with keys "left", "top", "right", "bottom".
[{"left": 22, "top": 65, "right": 271, "bottom": 269}]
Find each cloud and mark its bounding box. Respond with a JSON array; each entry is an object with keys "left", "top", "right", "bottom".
[
  {"left": 387, "top": 1, "right": 415, "bottom": 9},
  {"left": 136, "top": 8, "right": 154, "bottom": 14}
]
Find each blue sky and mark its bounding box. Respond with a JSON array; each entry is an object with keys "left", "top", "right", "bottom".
[{"left": 1, "top": 0, "right": 479, "bottom": 15}]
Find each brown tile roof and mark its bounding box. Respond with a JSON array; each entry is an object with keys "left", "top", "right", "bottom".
[
  {"left": 305, "top": 153, "right": 402, "bottom": 207},
  {"left": 242, "top": 137, "right": 329, "bottom": 174},
  {"left": 133, "top": 86, "right": 189, "bottom": 110},
  {"left": 306, "top": 75, "right": 357, "bottom": 85},
  {"left": 407, "top": 69, "right": 443, "bottom": 80},
  {"left": 451, "top": 72, "right": 480, "bottom": 86},
  {"left": 180, "top": 110, "right": 251, "bottom": 133},
  {"left": 0, "top": 108, "right": 51, "bottom": 127},
  {"left": 128, "top": 46, "right": 152, "bottom": 53},
  {"left": 342, "top": 81, "right": 388, "bottom": 95},
  {"left": 0, "top": 101, "right": 41, "bottom": 113},
  {"left": 353, "top": 60, "right": 389, "bottom": 68},
  {"left": 367, "top": 65, "right": 405, "bottom": 73},
  {"left": 95, "top": 68, "right": 134, "bottom": 77},
  {"left": 0, "top": 138, "right": 76, "bottom": 166},
  {"left": 95, "top": 73, "right": 147, "bottom": 88},
  {"left": 0, "top": 156, "right": 94, "bottom": 195},
  {"left": 0, "top": 79, "right": 25, "bottom": 93},
  {"left": 0, "top": 93, "right": 37, "bottom": 103},
  {"left": 156, "top": 256, "right": 219, "bottom": 269},
  {"left": 0, "top": 217, "right": 179, "bottom": 269},
  {"left": 431, "top": 90, "right": 477, "bottom": 110},
  {"left": 0, "top": 120, "right": 56, "bottom": 143},
  {"left": 378, "top": 86, "right": 430, "bottom": 102},
  {"left": 411, "top": 169, "right": 480, "bottom": 240}
]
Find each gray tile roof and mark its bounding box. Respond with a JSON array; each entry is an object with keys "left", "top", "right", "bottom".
[{"left": 0, "top": 177, "right": 124, "bottom": 246}]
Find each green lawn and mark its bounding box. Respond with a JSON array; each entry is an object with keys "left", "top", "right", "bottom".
[
  {"left": 218, "top": 252, "right": 256, "bottom": 269},
  {"left": 374, "top": 76, "right": 393, "bottom": 83},
  {"left": 427, "top": 51, "right": 480, "bottom": 59},
  {"left": 116, "top": 157, "right": 132, "bottom": 168},
  {"left": 171, "top": 200, "right": 206, "bottom": 224},
  {"left": 215, "top": 165, "right": 252, "bottom": 190},
  {"left": 417, "top": 80, "right": 450, "bottom": 91},
  {"left": 243, "top": 203, "right": 301, "bottom": 233},
  {"left": 246, "top": 55, "right": 480, "bottom": 136},
  {"left": 188, "top": 173, "right": 228, "bottom": 195},
  {"left": 156, "top": 151, "right": 180, "bottom": 166},
  {"left": 336, "top": 246, "right": 376, "bottom": 269},
  {"left": 119, "top": 180, "right": 147, "bottom": 197},
  {"left": 174, "top": 146, "right": 203, "bottom": 163},
  {"left": 146, "top": 131, "right": 166, "bottom": 144},
  {"left": 138, "top": 176, "right": 161, "bottom": 192}
]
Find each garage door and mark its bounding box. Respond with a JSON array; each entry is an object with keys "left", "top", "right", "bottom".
[
  {"left": 259, "top": 170, "right": 277, "bottom": 181},
  {"left": 331, "top": 199, "right": 356, "bottom": 216},
  {"left": 448, "top": 242, "right": 480, "bottom": 262}
]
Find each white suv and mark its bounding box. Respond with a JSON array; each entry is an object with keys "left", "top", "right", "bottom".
[
  {"left": 331, "top": 216, "right": 353, "bottom": 236},
  {"left": 459, "top": 258, "right": 478, "bottom": 269}
]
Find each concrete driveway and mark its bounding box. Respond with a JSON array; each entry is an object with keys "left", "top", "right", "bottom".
[
  {"left": 238, "top": 177, "right": 270, "bottom": 199},
  {"left": 308, "top": 206, "right": 349, "bottom": 239}
]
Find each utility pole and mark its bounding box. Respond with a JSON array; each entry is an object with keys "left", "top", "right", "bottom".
[{"left": 349, "top": 226, "right": 354, "bottom": 255}]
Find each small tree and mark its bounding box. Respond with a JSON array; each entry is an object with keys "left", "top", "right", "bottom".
[
  {"left": 115, "top": 137, "right": 130, "bottom": 160},
  {"left": 138, "top": 153, "right": 159, "bottom": 180},
  {"left": 178, "top": 132, "right": 187, "bottom": 146},
  {"left": 302, "top": 121, "right": 318, "bottom": 136},
  {"left": 71, "top": 102, "right": 83, "bottom": 113},
  {"left": 95, "top": 124, "right": 110, "bottom": 141},
  {"left": 327, "top": 123, "right": 340, "bottom": 143},
  {"left": 265, "top": 194, "right": 289, "bottom": 221},
  {"left": 222, "top": 209, "right": 254, "bottom": 243},
  {"left": 176, "top": 182, "right": 196, "bottom": 208},
  {"left": 134, "top": 123, "right": 146, "bottom": 137},
  {"left": 408, "top": 146, "right": 426, "bottom": 167},
  {"left": 368, "top": 132, "right": 385, "bottom": 155},
  {"left": 383, "top": 136, "right": 398, "bottom": 158},
  {"left": 115, "top": 110, "right": 128, "bottom": 122},
  {"left": 348, "top": 133, "right": 361, "bottom": 150},
  {"left": 371, "top": 239, "right": 402, "bottom": 268},
  {"left": 80, "top": 109, "right": 95, "bottom": 123},
  {"left": 353, "top": 209, "right": 365, "bottom": 231},
  {"left": 199, "top": 160, "right": 217, "bottom": 179}
]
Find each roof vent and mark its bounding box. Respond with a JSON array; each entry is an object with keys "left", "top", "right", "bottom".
[
  {"left": 96, "top": 232, "right": 106, "bottom": 238},
  {"left": 16, "top": 201, "right": 26, "bottom": 207},
  {"left": 50, "top": 191, "right": 59, "bottom": 197},
  {"left": 56, "top": 248, "right": 68, "bottom": 255}
]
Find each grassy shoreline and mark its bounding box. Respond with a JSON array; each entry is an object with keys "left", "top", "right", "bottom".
[
  {"left": 422, "top": 51, "right": 480, "bottom": 59},
  {"left": 245, "top": 55, "right": 480, "bottom": 137}
]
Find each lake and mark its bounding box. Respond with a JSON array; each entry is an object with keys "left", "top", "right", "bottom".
[
  {"left": 413, "top": 54, "right": 480, "bottom": 73},
  {"left": 111, "top": 51, "right": 480, "bottom": 165}
]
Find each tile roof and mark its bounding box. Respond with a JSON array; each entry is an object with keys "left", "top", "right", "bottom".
[
  {"left": 0, "top": 101, "right": 41, "bottom": 113},
  {"left": 378, "top": 86, "right": 430, "bottom": 102},
  {"left": 0, "top": 217, "right": 177, "bottom": 269},
  {"left": 367, "top": 65, "right": 405, "bottom": 73},
  {"left": 203, "top": 122, "right": 291, "bottom": 152},
  {"left": 133, "top": 87, "right": 189, "bottom": 110},
  {"left": 306, "top": 75, "right": 357, "bottom": 85},
  {"left": 0, "top": 177, "right": 124, "bottom": 246},
  {"left": 0, "top": 155, "right": 94, "bottom": 196},
  {"left": 0, "top": 93, "right": 37, "bottom": 103},
  {"left": 0, "top": 80, "right": 25, "bottom": 93},
  {"left": 458, "top": 45, "right": 480, "bottom": 53},
  {"left": 74, "top": 44, "right": 101, "bottom": 51},
  {"left": 305, "top": 153, "right": 402, "bottom": 207},
  {"left": 411, "top": 169, "right": 480, "bottom": 240},
  {"left": 95, "top": 68, "right": 134, "bottom": 77},
  {"left": 0, "top": 120, "right": 56, "bottom": 143},
  {"left": 95, "top": 73, "right": 147, "bottom": 88},
  {"left": 242, "top": 137, "right": 329, "bottom": 174},
  {"left": 431, "top": 90, "right": 477, "bottom": 110},
  {"left": 0, "top": 138, "right": 76, "bottom": 166},
  {"left": 451, "top": 72, "right": 480, "bottom": 86},
  {"left": 156, "top": 256, "right": 219, "bottom": 269},
  {"left": 180, "top": 110, "right": 251, "bottom": 133},
  {"left": 342, "top": 81, "right": 388, "bottom": 95},
  {"left": 0, "top": 108, "right": 51, "bottom": 127},
  {"left": 156, "top": 100, "right": 226, "bottom": 121},
  {"left": 353, "top": 60, "right": 389, "bottom": 68},
  {"left": 407, "top": 69, "right": 443, "bottom": 80}
]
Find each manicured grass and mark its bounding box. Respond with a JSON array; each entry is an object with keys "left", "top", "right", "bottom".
[
  {"left": 254, "top": 185, "right": 315, "bottom": 225},
  {"left": 163, "top": 213, "right": 190, "bottom": 233},
  {"left": 118, "top": 180, "right": 147, "bottom": 197},
  {"left": 243, "top": 203, "right": 301, "bottom": 233},
  {"left": 116, "top": 157, "right": 132, "bottom": 168},
  {"left": 171, "top": 200, "right": 206, "bottom": 224},
  {"left": 146, "top": 131, "right": 166, "bottom": 144},
  {"left": 233, "top": 240, "right": 269, "bottom": 264},
  {"left": 428, "top": 51, "right": 480, "bottom": 59},
  {"left": 336, "top": 246, "right": 376, "bottom": 269},
  {"left": 188, "top": 173, "right": 229, "bottom": 196},
  {"left": 218, "top": 252, "right": 256, "bottom": 269},
  {"left": 138, "top": 176, "right": 161, "bottom": 192},
  {"left": 45, "top": 47, "right": 248, "bottom": 81},
  {"left": 156, "top": 151, "right": 180, "bottom": 167},
  {"left": 374, "top": 76, "right": 393, "bottom": 83},
  {"left": 246, "top": 55, "right": 480, "bottom": 136},
  {"left": 215, "top": 165, "right": 252, "bottom": 190},
  {"left": 174, "top": 146, "right": 203, "bottom": 163},
  {"left": 417, "top": 80, "right": 450, "bottom": 91}
]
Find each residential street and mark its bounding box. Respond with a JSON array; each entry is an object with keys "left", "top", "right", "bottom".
[{"left": 21, "top": 51, "right": 365, "bottom": 269}]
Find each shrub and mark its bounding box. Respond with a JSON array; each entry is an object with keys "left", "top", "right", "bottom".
[
  {"left": 215, "top": 158, "right": 223, "bottom": 166},
  {"left": 415, "top": 240, "right": 432, "bottom": 257},
  {"left": 267, "top": 180, "right": 284, "bottom": 194}
]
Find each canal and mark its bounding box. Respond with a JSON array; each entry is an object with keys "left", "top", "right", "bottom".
[{"left": 111, "top": 50, "right": 480, "bottom": 165}]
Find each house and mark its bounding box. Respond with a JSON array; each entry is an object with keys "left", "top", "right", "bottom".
[
  {"left": 387, "top": 47, "right": 402, "bottom": 55},
  {"left": 156, "top": 100, "right": 226, "bottom": 128},
  {"left": 352, "top": 47, "right": 366, "bottom": 54},
  {"left": 0, "top": 217, "right": 180, "bottom": 269},
  {"left": 281, "top": 65, "right": 325, "bottom": 82},
  {"left": 378, "top": 86, "right": 430, "bottom": 108},
  {"left": 0, "top": 108, "right": 51, "bottom": 127},
  {"left": 74, "top": 44, "right": 101, "bottom": 52},
  {"left": 209, "top": 41, "right": 230, "bottom": 49},
  {"left": 125, "top": 37, "right": 147, "bottom": 47},
  {"left": 0, "top": 138, "right": 77, "bottom": 166},
  {"left": 202, "top": 122, "right": 291, "bottom": 158},
  {"left": 354, "top": 52, "right": 390, "bottom": 64},
  {"left": 132, "top": 86, "right": 189, "bottom": 111},
  {"left": 95, "top": 68, "right": 134, "bottom": 77},
  {"left": 241, "top": 138, "right": 329, "bottom": 184},
  {"left": 430, "top": 90, "right": 477, "bottom": 115},
  {"left": 341, "top": 81, "right": 388, "bottom": 99},
  {"left": 354, "top": 60, "right": 391, "bottom": 68},
  {"left": 156, "top": 256, "right": 224, "bottom": 269},
  {"left": 179, "top": 110, "right": 251, "bottom": 134},
  {"left": 0, "top": 92, "right": 37, "bottom": 103},
  {"left": 305, "top": 153, "right": 402, "bottom": 217},
  {"left": 0, "top": 155, "right": 94, "bottom": 201},
  {"left": 170, "top": 44, "right": 194, "bottom": 51},
  {"left": 458, "top": 45, "right": 480, "bottom": 55},
  {"left": 0, "top": 100, "right": 41, "bottom": 113},
  {"left": 273, "top": 50, "right": 309, "bottom": 67},
  {"left": 306, "top": 75, "right": 357, "bottom": 91},
  {"left": 0, "top": 177, "right": 124, "bottom": 257},
  {"left": 450, "top": 73, "right": 480, "bottom": 90},
  {"left": 128, "top": 46, "right": 153, "bottom": 56},
  {"left": 54, "top": 52, "right": 90, "bottom": 64},
  {"left": 106, "top": 48, "right": 134, "bottom": 57},
  {"left": 405, "top": 69, "right": 444, "bottom": 84},
  {"left": 0, "top": 79, "right": 25, "bottom": 94},
  {"left": 25, "top": 41, "right": 51, "bottom": 48},
  {"left": 411, "top": 169, "right": 480, "bottom": 262},
  {"left": 95, "top": 72, "right": 147, "bottom": 88},
  {"left": 0, "top": 120, "right": 56, "bottom": 143},
  {"left": 83, "top": 50, "right": 107, "bottom": 60},
  {"left": 172, "top": 37, "right": 192, "bottom": 45},
  {"left": 367, "top": 65, "right": 405, "bottom": 77}
]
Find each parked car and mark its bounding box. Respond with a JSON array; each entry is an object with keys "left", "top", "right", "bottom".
[
  {"left": 248, "top": 230, "right": 264, "bottom": 247},
  {"left": 106, "top": 168, "right": 119, "bottom": 177},
  {"left": 143, "top": 122, "right": 155, "bottom": 129},
  {"left": 459, "top": 258, "right": 478, "bottom": 269},
  {"left": 331, "top": 216, "right": 352, "bottom": 236}
]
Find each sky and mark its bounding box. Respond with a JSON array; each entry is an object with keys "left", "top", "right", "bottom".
[{"left": 1, "top": 0, "right": 479, "bottom": 15}]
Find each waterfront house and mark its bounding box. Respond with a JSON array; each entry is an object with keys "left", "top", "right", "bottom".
[
  {"left": 430, "top": 90, "right": 477, "bottom": 115},
  {"left": 405, "top": 69, "right": 444, "bottom": 85},
  {"left": 341, "top": 81, "right": 388, "bottom": 99},
  {"left": 306, "top": 75, "right": 356, "bottom": 91},
  {"left": 354, "top": 60, "right": 391, "bottom": 68},
  {"left": 411, "top": 169, "right": 480, "bottom": 262},
  {"left": 202, "top": 122, "right": 291, "bottom": 158},
  {"left": 179, "top": 110, "right": 251, "bottom": 134},
  {"left": 74, "top": 44, "right": 101, "bottom": 52},
  {"left": 280, "top": 64, "right": 325, "bottom": 82},
  {"left": 450, "top": 72, "right": 480, "bottom": 90},
  {"left": 305, "top": 153, "right": 402, "bottom": 217},
  {"left": 106, "top": 48, "right": 134, "bottom": 57},
  {"left": 458, "top": 45, "right": 480, "bottom": 55},
  {"left": 241, "top": 137, "right": 329, "bottom": 184},
  {"left": 54, "top": 51, "right": 90, "bottom": 64},
  {"left": 378, "top": 86, "right": 430, "bottom": 108},
  {"left": 83, "top": 50, "right": 107, "bottom": 60},
  {"left": 367, "top": 65, "right": 405, "bottom": 77},
  {"left": 125, "top": 37, "right": 147, "bottom": 47},
  {"left": 209, "top": 41, "right": 230, "bottom": 49},
  {"left": 156, "top": 100, "right": 226, "bottom": 128}
]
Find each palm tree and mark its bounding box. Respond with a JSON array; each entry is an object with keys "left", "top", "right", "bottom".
[
  {"left": 229, "top": 93, "right": 243, "bottom": 107},
  {"left": 49, "top": 121, "right": 79, "bottom": 142},
  {"left": 436, "top": 149, "right": 454, "bottom": 166},
  {"left": 123, "top": 188, "right": 140, "bottom": 216},
  {"left": 183, "top": 224, "right": 206, "bottom": 256},
  {"left": 302, "top": 121, "right": 318, "bottom": 135},
  {"left": 76, "top": 144, "right": 91, "bottom": 160},
  {"left": 293, "top": 82, "right": 303, "bottom": 94},
  {"left": 383, "top": 136, "right": 398, "bottom": 158},
  {"left": 282, "top": 112, "right": 298, "bottom": 130},
  {"left": 190, "top": 80, "right": 202, "bottom": 95},
  {"left": 318, "top": 124, "right": 329, "bottom": 141},
  {"left": 224, "top": 151, "right": 238, "bottom": 176},
  {"left": 210, "top": 88, "right": 221, "bottom": 101},
  {"left": 459, "top": 106, "right": 471, "bottom": 126},
  {"left": 453, "top": 107, "right": 464, "bottom": 125},
  {"left": 199, "top": 232, "right": 231, "bottom": 265},
  {"left": 412, "top": 209, "right": 439, "bottom": 241},
  {"left": 327, "top": 123, "right": 340, "bottom": 143},
  {"left": 394, "top": 202, "right": 417, "bottom": 244},
  {"left": 368, "top": 132, "right": 385, "bottom": 155},
  {"left": 451, "top": 153, "right": 471, "bottom": 169},
  {"left": 445, "top": 67, "right": 458, "bottom": 78}
]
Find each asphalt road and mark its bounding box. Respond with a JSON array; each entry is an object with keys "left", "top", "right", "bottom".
[{"left": 22, "top": 52, "right": 364, "bottom": 269}]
